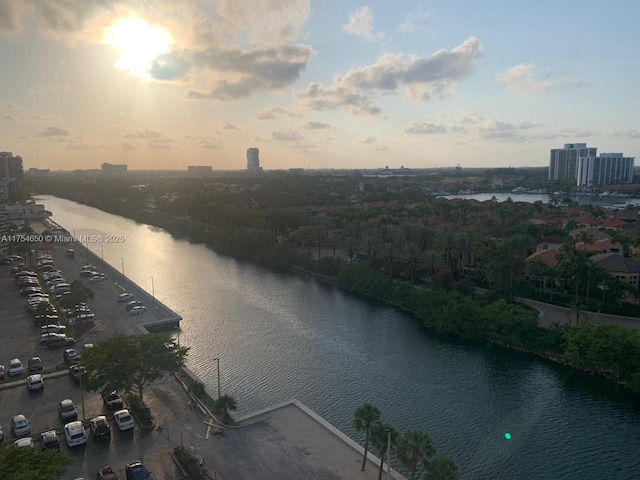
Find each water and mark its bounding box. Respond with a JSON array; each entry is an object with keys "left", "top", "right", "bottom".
[
  {"left": 441, "top": 191, "right": 640, "bottom": 208},
  {"left": 38, "top": 196, "right": 640, "bottom": 479}
]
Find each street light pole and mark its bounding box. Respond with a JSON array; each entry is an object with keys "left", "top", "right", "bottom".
[
  {"left": 100, "top": 244, "right": 104, "bottom": 261},
  {"left": 150, "top": 276, "right": 155, "bottom": 306},
  {"left": 79, "top": 367, "right": 86, "bottom": 422},
  {"left": 213, "top": 358, "right": 221, "bottom": 399},
  {"left": 121, "top": 257, "right": 125, "bottom": 278}
]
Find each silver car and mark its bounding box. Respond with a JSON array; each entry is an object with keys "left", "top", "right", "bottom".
[{"left": 11, "top": 414, "right": 31, "bottom": 437}]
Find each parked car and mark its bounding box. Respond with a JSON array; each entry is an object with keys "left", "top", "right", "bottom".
[
  {"left": 48, "top": 336, "right": 76, "bottom": 349},
  {"left": 113, "top": 409, "right": 135, "bottom": 431},
  {"left": 39, "top": 430, "right": 60, "bottom": 451},
  {"left": 40, "top": 324, "right": 66, "bottom": 335},
  {"left": 63, "top": 348, "right": 80, "bottom": 363},
  {"left": 125, "top": 300, "right": 144, "bottom": 311},
  {"left": 11, "top": 414, "right": 30, "bottom": 437},
  {"left": 69, "top": 364, "right": 83, "bottom": 384},
  {"left": 58, "top": 399, "right": 78, "bottom": 423},
  {"left": 8, "top": 358, "right": 24, "bottom": 376},
  {"left": 129, "top": 305, "right": 147, "bottom": 315},
  {"left": 90, "top": 415, "right": 111, "bottom": 441},
  {"left": 64, "top": 420, "right": 87, "bottom": 448},
  {"left": 26, "top": 374, "right": 44, "bottom": 391},
  {"left": 90, "top": 273, "right": 108, "bottom": 283},
  {"left": 102, "top": 391, "right": 124, "bottom": 411},
  {"left": 118, "top": 293, "right": 134, "bottom": 302},
  {"left": 14, "top": 437, "right": 34, "bottom": 448},
  {"left": 28, "top": 356, "right": 43, "bottom": 372},
  {"left": 125, "top": 461, "right": 153, "bottom": 480},
  {"left": 97, "top": 466, "right": 120, "bottom": 480},
  {"left": 79, "top": 269, "right": 98, "bottom": 277}
]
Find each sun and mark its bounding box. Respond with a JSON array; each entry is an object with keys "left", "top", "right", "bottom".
[{"left": 104, "top": 16, "right": 173, "bottom": 79}]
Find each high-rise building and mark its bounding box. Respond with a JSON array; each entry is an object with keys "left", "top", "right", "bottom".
[
  {"left": 0, "top": 203, "right": 9, "bottom": 257},
  {"left": 101, "top": 163, "right": 128, "bottom": 175},
  {"left": 549, "top": 144, "right": 597, "bottom": 181},
  {"left": 187, "top": 165, "right": 213, "bottom": 175},
  {"left": 577, "top": 153, "right": 635, "bottom": 189},
  {"left": 246, "top": 148, "right": 262, "bottom": 173}
]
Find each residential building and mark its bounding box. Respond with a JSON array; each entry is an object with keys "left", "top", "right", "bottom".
[
  {"left": 0, "top": 203, "right": 9, "bottom": 257},
  {"left": 591, "top": 253, "right": 640, "bottom": 290},
  {"left": 246, "top": 148, "right": 262, "bottom": 173},
  {"left": 187, "top": 165, "right": 213, "bottom": 175},
  {"left": 549, "top": 144, "right": 597, "bottom": 181},
  {"left": 576, "top": 153, "right": 634, "bottom": 189},
  {"left": 101, "top": 163, "right": 128, "bottom": 175},
  {"left": 0, "top": 152, "right": 23, "bottom": 198},
  {"left": 26, "top": 168, "right": 51, "bottom": 176}
]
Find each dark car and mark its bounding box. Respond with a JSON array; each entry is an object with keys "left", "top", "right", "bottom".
[
  {"left": 125, "top": 461, "right": 153, "bottom": 480},
  {"left": 58, "top": 399, "right": 78, "bottom": 424},
  {"left": 63, "top": 348, "right": 80, "bottom": 363},
  {"left": 39, "top": 430, "right": 60, "bottom": 451},
  {"left": 28, "top": 356, "right": 43, "bottom": 372},
  {"left": 69, "top": 364, "right": 83, "bottom": 384},
  {"left": 97, "top": 466, "right": 120, "bottom": 480},
  {"left": 48, "top": 336, "right": 76, "bottom": 350},
  {"left": 102, "top": 391, "right": 124, "bottom": 411},
  {"left": 90, "top": 416, "right": 111, "bottom": 441}
]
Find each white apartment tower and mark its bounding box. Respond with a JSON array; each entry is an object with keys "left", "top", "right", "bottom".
[
  {"left": 246, "top": 148, "right": 261, "bottom": 173},
  {"left": 577, "top": 153, "right": 634, "bottom": 189},
  {"left": 549, "top": 144, "right": 597, "bottom": 181}
]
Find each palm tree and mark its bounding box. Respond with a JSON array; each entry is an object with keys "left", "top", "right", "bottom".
[
  {"left": 213, "top": 394, "right": 237, "bottom": 424},
  {"left": 423, "top": 456, "right": 460, "bottom": 480},
  {"left": 352, "top": 403, "right": 381, "bottom": 471},
  {"left": 370, "top": 423, "right": 398, "bottom": 480},
  {"left": 396, "top": 429, "right": 435, "bottom": 480},
  {"left": 575, "top": 230, "right": 594, "bottom": 251}
]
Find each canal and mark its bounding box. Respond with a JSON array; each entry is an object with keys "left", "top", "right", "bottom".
[{"left": 39, "top": 195, "right": 640, "bottom": 479}]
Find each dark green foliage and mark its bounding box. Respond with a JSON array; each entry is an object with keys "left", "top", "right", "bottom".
[
  {"left": 173, "top": 446, "right": 206, "bottom": 480},
  {"left": 0, "top": 448, "right": 74, "bottom": 480}
]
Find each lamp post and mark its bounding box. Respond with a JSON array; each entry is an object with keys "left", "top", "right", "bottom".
[
  {"left": 79, "top": 366, "right": 86, "bottom": 422},
  {"left": 150, "top": 276, "right": 155, "bottom": 306},
  {"left": 213, "top": 358, "right": 221, "bottom": 399},
  {"left": 100, "top": 244, "right": 104, "bottom": 261},
  {"left": 121, "top": 258, "right": 125, "bottom": 278}
]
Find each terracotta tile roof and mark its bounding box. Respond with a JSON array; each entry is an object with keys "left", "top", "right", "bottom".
[
  {"left": 575, "top": 238, "right": 622, "bottom": 253},
  {"left": 526, "top": 249, "right": 558, "bottom": 267}
]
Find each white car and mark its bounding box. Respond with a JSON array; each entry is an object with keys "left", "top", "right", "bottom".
[
  {"left": 14, "top": 437, "right": 34, "bottom": 448},
  {"left": 113, "top": 409, "right": 135, "bottom": 431},
  {"left": 118, "top": 293, "right": 134, "bottom": 302},
  {"left": 27, "top": 374, "right": 44, "bottom": 391},
  {"left": 129, "top": 305, "right": 147, "bottom": 315},
  {"left": 8, "top": 358, "right": 24, "bottom": 376},
  {"left": 64, "top": 421, "right": 87, "bottom": 447},
  {"left": 89, "top": 274, "right": 108, "bottom": 283}
]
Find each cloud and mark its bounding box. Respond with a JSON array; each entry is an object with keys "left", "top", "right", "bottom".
[
  {"left": 185, "top": 135, "right": 224, "bottom": 149},
  {"left": 294, "top": 83, "right": 382, "bottom": 116},
  {"left": 396, "top": 11, "right": 430, "bottom": 33},
  {"left": 361, "top": 136, "right": 377, "bottom": 144},
  {"left": 125, "top": 129, "right": 165, "bottom": 139},
  {"left": 496, "top": 63, "right": 588, "bottom": 93},
  {"left": 336, "top": 37, "right": 483, "bottom": 95},
  {"left": 221, "top": 122, "right": 239, "bottom": 130},
  {"left": 303, "top": 121, "right": 334, "bottom": 130},
  {"left": 611, "top": 129, "right": 640, "bottom": 140},
  {"left": 179, "top": 44, "right": 314, "bottom": 101},
  {"left": 3, "top": 115, "right": 15, "bottom": 121},
  {"left": 147, "top": 137, "right": 175, "bottom": 149},
  {"left": 0, "top": 0, "right": 28, "bottom": 34},
  {"left": 343, "top": 6, "right": 386, "bottom": 42},
  {"left": 271, "top": 129, "right": 303, "bottom": 142},
  {"left": 404, "top": 121, "right": 447, "bottom": 135},
  {"left": 35, "top": 126, "right": 71, "bottom": 137},
  {"left": 67, "top": 137, "right": 112, "bottom": 150},
  {"left": 293, "top": 37, "right": 482, "bottom": 115},
  {"left": 254, "top": 106, "right": 301, "bottom": 120},
  {"left": 0, "top": 101, "right": 17, "bottom": 108}
]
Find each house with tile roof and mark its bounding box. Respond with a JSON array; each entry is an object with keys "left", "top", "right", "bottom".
[{"left": 590, "top": 253, "right": 640, "bottom": 290}]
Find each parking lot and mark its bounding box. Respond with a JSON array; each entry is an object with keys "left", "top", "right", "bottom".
[{"left": 0, "top": 242, "right": 186, "bottom": 480}]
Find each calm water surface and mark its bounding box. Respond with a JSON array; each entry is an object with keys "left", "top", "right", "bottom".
[{"left": 39, "top": 196, "right": 640, "bottom": 479}]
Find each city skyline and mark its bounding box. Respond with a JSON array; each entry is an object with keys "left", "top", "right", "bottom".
[{"left": 0, "top": 1, "right": 639, "bottom": 171}]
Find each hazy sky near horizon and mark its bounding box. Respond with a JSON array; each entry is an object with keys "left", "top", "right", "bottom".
[{"left": 1, "top": 0, "right": 638, "bottom": 171}]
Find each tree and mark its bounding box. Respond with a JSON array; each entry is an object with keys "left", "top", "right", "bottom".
[
  {"left": 0, "top": 448, "right": 74, "bottom": 480},
  {"left": 81, "top": 333, "right": 188, "bottom": 404},
  {"left": 59, "top": 279, "right": 94, "bottom": 309},
  {"left": 214, "top": 394, "right": 237, "bottom": 424},
  {"left": 424, "top": 457, "right": 460, "bottom": 480},
  {"left": 370, "top": 423, "right": 398, "bottom": 480},
  {"left": 396, "top": 429, "right": 435, "bottom": 480},
  {"left": 352, "top": 403, "right": 381, "bottom": 471}
]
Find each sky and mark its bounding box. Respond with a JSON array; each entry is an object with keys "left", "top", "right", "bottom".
[{"left": 1, "top": 0, "right": 639, "bottom": 171}]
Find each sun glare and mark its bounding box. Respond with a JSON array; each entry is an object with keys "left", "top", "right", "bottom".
[{"left": 104, "top": 16, "right": 173, "bottom": 79}]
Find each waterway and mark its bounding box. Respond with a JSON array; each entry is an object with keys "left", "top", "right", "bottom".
[{"left": 38, "top": 195, "right": 640, "bottom": 479}]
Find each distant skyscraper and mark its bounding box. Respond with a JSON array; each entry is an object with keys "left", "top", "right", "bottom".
[
  {"left": 577, "top": 153, "right": 634, "bottom": 189},
  {"left": 246, "top": 148, "right": 262, "bottom": 173},
  {"left": 549, "top": 144, "right": 597, "bottom": 181},
  {"left": 187, "top": 165, "right": 213, "bottom": 175},
  {"left": 0, "top": 151, "right": 23, "bottom": 199},
  {"left": 101, "top": 163, "right": 128, "bottom": 175}
]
